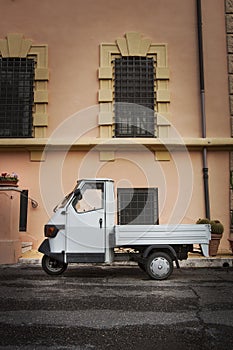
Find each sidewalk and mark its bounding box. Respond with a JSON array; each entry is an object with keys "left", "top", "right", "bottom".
[{"left": 18, "top": 249, "right": 233, "bottom": 268}]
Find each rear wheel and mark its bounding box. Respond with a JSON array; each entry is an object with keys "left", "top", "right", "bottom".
[
  {"left": 42, "top": 255, "right": 67, "bottom": 276},
  {"left": 145, "top": 251, "right": 173, "bottom": 280}
]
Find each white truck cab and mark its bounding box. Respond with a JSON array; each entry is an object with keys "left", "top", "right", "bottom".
[{"left": 39, "top": 178, "right": 211, "bottom": 280}]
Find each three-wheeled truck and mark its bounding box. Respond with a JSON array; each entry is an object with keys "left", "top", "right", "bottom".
[{"left": 39, "top": 178, "right": 211, "bottom": 280}]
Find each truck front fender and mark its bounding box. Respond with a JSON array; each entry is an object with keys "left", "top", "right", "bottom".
[
  {"left": 38, "top": 239, "right": 65, "bottom": 263},
  {"left": 38, "top": 239, "right": 50, "bottom": 255},
  {"left": 142, "top": 245, "right": 180, "bottom": 268}
]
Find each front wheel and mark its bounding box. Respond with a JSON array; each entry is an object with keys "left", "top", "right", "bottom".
[
  {"left": 42, "top": 255, "right": 67, "bottom": 276},
  {"left": 145, "top": 252, "right": 173, "bottom": 280}
]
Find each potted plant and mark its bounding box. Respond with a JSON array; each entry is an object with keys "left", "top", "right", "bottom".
[
  {"left": 0, "top": 172, "right": 19, "bottom": 187},
  {"left": 196, "top": 218, "right": 224, "bottom": 256},
  {"left": 209, "top": 220, "right": 224, "bottom": 256}
]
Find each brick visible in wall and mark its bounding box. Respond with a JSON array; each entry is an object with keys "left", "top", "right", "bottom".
[
  {"left": 228, "top": 54, "right": 233, "bottom": 74},
  {"left": 226, "top": 1, "right": 233, "bottom": 233},
  {"left": 229, "top": 75, "right": 233, "bottom": 94},
  {"left": 231, "top": 116, "right": 233, "bottom": 136},
  {"left": 227, "top": 35, "right": 233, "bottom": 52},
  {"left": 226, "top": 14, "right": 233, "bottom": 33},
  {"left": 230, "top": 95, "right": 233, "bottom": 115},
  {"left": 226, "top": 1, "right": 233, "bottom": 138},
  {"left": 230, "top": 150, "right": 233, "bottom": 168},
  {"left": 226, "top": 0, "right": 233, "bottom": 13}
]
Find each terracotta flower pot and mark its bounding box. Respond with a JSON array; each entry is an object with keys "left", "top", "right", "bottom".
[
  {"left": 196, "top": 218, "right": 224, "bottom": 256},
  {"left": 209, "top": 233, "right": 222, "bottom": 256}
]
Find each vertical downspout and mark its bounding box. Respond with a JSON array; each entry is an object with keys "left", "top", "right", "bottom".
[{"left": 196, "top": 0, "right": 210, "bottom": 219}]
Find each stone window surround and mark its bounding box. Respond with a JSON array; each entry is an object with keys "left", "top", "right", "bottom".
[
  {"left": 98, "top": 32, "right": 170, "bottom": 140},
  {"left": 98, "top": 32, "right": 171, "bottom": 161},
  {"left": 0, "top": 33, "right": 49, "bottom": 140}
]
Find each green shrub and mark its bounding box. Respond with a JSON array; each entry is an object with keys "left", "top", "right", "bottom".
[
  {"left": 196, "top": 218, "right": 210, "bottom": 225},
  {"left": 210, "top": 220, "right": 224, "bottom": 235}
]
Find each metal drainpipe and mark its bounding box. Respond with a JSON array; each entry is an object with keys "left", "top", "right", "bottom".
[{"left": 196, "top": 0, "right": 210, "bottom": 219}]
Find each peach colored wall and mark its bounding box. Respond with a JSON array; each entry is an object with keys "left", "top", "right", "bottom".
[
  {"left": 208, "top": 152, "right": 230, "bottom": 252},
  {"left": 0, "top": 149, "right": 230, "bottom": 253},
  {"left": 0, "top": 0, "right": 229, "bottom": 137},
  {"left": 0, "top": 190, "right": 21, "bottom": 263},
  {"left": 0, "top": 0, "right": 231, "bottom": 254},
  {"left": 0, "top": 153, "right": 50, "bottom": 249}
]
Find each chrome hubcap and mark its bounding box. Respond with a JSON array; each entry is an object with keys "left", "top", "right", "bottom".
[{"left": 150, "top": 257, "right": 170, "bottom": 277}]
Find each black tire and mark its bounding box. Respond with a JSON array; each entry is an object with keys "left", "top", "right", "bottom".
[
  {"left": 42, "top": 255, "right": 67, "bottom": 276},
  {"left": 145, "top": 251, "right": 173, "bottom": 280}
]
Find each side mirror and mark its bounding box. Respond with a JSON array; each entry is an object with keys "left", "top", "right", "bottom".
[{"left": 74, "top": 188, "right": 82, "bottom": 201}]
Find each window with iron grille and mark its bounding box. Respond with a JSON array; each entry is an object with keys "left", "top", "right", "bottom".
[
  {"left": 0, "top": 58, "right": 34, "bottom": 138},
  {"left": 117, "top": 188, "right": 159, "bottom": 225},
  {"left": 114, "top": 56, "right": 155, "bottom": 137}
]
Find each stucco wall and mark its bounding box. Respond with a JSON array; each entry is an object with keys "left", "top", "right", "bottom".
[
  {"left": 0, "top": 0, "right": 231, "bottom": 254},
  {"left": 0, "top": 149, "right": 230, "bottom": 253},
  {"left": 0, "top": 0, "right": 229, "bottom": 136}
]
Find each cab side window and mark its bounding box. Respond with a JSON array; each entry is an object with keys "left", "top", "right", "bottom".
[{"left": 73, "top": 182, "right": 104, "bottom": 213}]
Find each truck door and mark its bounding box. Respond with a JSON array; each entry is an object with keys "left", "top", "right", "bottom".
[{"left": 66, "top": 181, "right": 106, "bottom": 263}]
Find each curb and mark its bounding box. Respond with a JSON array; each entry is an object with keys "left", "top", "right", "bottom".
[
  {"left": 18, "top": 258, "right": 42, "bottom": 265},
  {"left": 179, "top": 257, "right": 233, "bottom": 268}
]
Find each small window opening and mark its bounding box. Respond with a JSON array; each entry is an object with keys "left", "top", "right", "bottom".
[
  {"left": 0, "top": 58, "right": 34, "bottom": 138},
  {"left": 114, "top": 56, "right": 155, "bottom": 137},
  {"left": 117, "top": 188, "right": 159, "bottom": 225}
]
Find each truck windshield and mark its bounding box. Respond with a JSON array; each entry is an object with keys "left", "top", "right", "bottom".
[
  {"left": 53, "top": 192, "right": 73, "bottom": 212},
  {"left": 53, "top": 182, "right": 81, "bottom": 212}
]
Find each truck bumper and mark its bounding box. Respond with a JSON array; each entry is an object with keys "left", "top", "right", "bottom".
[
  {"left": 38, "top": 239, "right": 50, "bottom": 255},
  {"left": 38, "top": 239, "right": 65, "bottom": 263}
]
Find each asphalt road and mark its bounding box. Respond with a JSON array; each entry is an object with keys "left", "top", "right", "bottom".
[{"left": 0, "top": 264, "right": 233, "bottom": 350}]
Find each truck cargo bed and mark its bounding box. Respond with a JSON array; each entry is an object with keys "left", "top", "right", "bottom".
[{"left": 114, "top": 224, "right": 211, "bottom": 257}]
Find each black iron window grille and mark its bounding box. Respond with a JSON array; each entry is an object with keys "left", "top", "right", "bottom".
[
  {"left": 0, "top": 58, "right": 35, "bottom": 138},
  {"left": 114, "top": 56, "right": 155, "bottom": 137},
  {"left": 117, "top": 188, "right": 159, "bottom": 225}
]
